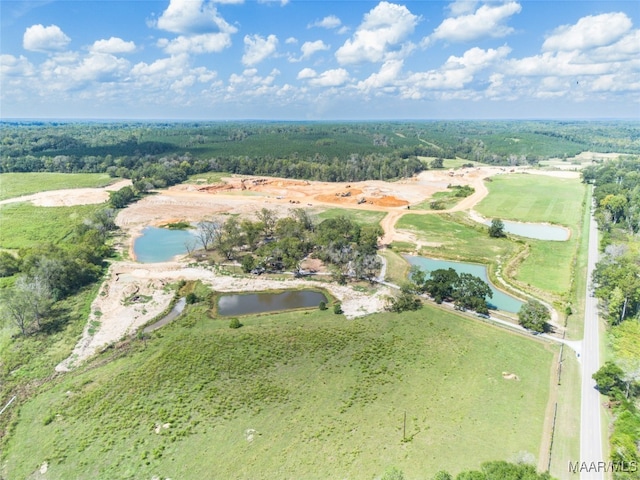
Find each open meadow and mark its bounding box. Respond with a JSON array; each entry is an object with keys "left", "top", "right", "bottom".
[
  {"left": 3, "top": 300, "right": 554, "bottom": 480},
  {"left": 0, "top": 172, "right": 113, "bottom": 201},
  {"left": 0, "top": 146, "right": 605, "bottom": 480}
]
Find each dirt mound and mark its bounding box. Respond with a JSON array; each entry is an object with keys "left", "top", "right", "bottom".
[{"left": 369, "top": 195, "right": 409, "bottom": 207}]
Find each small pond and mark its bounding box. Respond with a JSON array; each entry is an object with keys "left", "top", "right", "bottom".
[
  {"left": 143, "top": 297, "right": 186, "bottom": 333},
  {"left": 405, "top": 256, "right": 524, "bottom": 313},
  {"left": 134, "top": 226, "right": 197, "bottom": 263},
  {"left": 479, "top": 219, "right": 569, "bottom": 241},
  {"left": 218, "top": 290, "right": 328, "bottom": 316}
]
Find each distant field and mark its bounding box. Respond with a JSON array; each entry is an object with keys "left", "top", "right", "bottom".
[
  {"left": 0, "top": 173, "right": 113, "bottom": 201},
  {"left": 3, "top": 303, "right": 553, "bottom": 479},
  {"left": 0, "top": 203, "right": 103, "bottom": 249},
  {"left": 316, "top": 207, "right": 387, "bottom": 225},
  {"left": 475, "top": 174, "right": 585, "bottom": 226},
  {"left": 475, "top": 174, "right": 587, "bottom": 295}
]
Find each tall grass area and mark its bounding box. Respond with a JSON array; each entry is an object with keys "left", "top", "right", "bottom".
[
  {"left": 316, "top": 207, "right": 387, "bottom": 225},
  {"left": 0, "top": 203, "right": 103, "bottom": 249},
  {"left": 2, "top": 304, "right": 554, "bottom": 479},
  {"left": 0, "top": 173, "right": 113, "bottom": 201}
]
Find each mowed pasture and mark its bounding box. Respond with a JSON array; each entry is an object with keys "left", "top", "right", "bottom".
[
  {"left": 474, "top": 174, "right": 585, "bottom": 227},
  {"left": 0, "top": 172, "right": 113, "bottom": 201},
  {"left": 3, "top": 303, "right": 554, "bottom": 480},
  {"left": 475, "top": 174, "right": 587, "bottom": 295},
  {"left": 396, "top": 212, "right": 517, "bottom": 265}
]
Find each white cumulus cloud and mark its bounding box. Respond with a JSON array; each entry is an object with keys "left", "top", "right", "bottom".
[
  {"left": 154, "top": 0, "right": 236, "bottom": 34},
  {"left": 308, "top": 68, "right": 350, "bottom": 87},
  {"left": 242, "top": 34, "right": 278, "bottom": 66},
  {"left": 357, "top": 59, "right": 403, "bottom": 92},
  {"left": 297, "top": 67, "right": 317, "bottom": 79},
  {"left": 426, "top": 1, "right": 521, "bottom": 45},
  {"left": 90, "top": 37, "right": 136, "bottom": 54},
  {"left": 335, "top": 1, "right": 419, "bottom": 65},
  {"left": 23, "top": 24, "right": 70, "bottom": 52},
  {"left": 300, "top": 40, "right": 330, "bottom": 60},
  {"left": 401, "top": 46, "right": 511, "bottom": 97},
  {"left": 542, "top": 12, "right": 632, "bottom": 52},
  {"left": 158, "top": 33, "right": 233, "bottom": 54},
  {"left": 308, "top": 15, "right": 342, "bottom": 29}
]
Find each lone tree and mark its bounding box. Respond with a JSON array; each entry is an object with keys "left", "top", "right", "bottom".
[
  {"left": 518, "top": 299, "right": 550, "bottom": 333},
  {"left": 488, "top": 218, "right": 506, "bottom": 238}
]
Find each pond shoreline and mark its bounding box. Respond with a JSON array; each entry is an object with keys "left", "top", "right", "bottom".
[{"left": 468, "top": 210, "right": 571, "bottom": 241}]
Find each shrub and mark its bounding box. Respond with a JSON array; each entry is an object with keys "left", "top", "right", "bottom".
[
  {"left": 333, "top": 303, "right": 343, "bottom": 314},
  {"left": 318, "top": 301, "right": 327, "bottom": 311},
  {"left": 186, "top": 292, "right": 199, "bottom": 304},
  {"left": 229, "top": 318, "right": 242, "bottom": 329}
]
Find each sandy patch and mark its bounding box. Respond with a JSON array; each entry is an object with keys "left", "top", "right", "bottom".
[
  {"left": 56, "top": 260, "right": 392, "bottom": 371},
  {"left": 0, "top": 180, "right": 132, "bottom": 207}
]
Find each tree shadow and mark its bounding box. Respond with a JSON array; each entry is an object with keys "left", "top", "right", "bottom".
[{"left": 39, "top": 306, "right": 72, "bottom": 335}]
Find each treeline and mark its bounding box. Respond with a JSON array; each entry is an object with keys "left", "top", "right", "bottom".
[
  {"left": 0, "top": 208, "right": 116, "bottom": 335},
  {"left": 583, "top": 157, "right": 640, "bottom": 323},
  {"left": 194, "top": 208, "right": 383, "bottom": 284},
  {"left": 3, "top": 121, "right": 639, "bottom": 184},
  {"left": 584, "top": 156, "right": 640, "bottom": 474}
]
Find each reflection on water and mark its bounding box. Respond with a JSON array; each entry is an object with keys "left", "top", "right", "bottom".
[
  {"left": 405, "top": 256, "right": 524, "bottom": 313},
  {"left": 218, "top": 290, "right": 328, "bottom": 316}
]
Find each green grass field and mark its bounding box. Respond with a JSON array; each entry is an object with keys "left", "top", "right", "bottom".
[
  {"left": 316, "top": 207, "right": 387, "bottom": 225},
  {"left": 2, "top": 301, "right": 554, "bottom": 480},
  {"left": 0, "top": 203, "right": 103, "bottom": 249},
  {"left": 475, "top": 174, "right": 585, "bottom": 227},
  {"left": 0, "top": 173, "right": 113, "bottom": 201},
  {"left": 396, "top": 212, "right": 517, "bottom": 265},
  {"left": 475, "top": 174, "right": 587, "bottom": 297}
]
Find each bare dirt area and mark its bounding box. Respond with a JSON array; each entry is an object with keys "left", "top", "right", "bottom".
[
  {"left": 35, "top": 166, "right": 576, "bottom": 372},
  {"left": 56, "top": 260, "right": 392, "bottom": 371},
  {"left": 0, "top": 180, "right": 132, "bottom": 207}
]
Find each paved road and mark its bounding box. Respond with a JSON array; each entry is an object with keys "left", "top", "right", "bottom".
[{"left": 580, "top": 201, "right": 604, "bottom": 479}]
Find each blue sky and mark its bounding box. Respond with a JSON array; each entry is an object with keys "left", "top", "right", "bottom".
[{"left": 1, "top": 0, "right": 639, "bottom": 119}]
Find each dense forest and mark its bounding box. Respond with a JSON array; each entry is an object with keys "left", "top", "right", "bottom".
[
  {"left": 584, "top": 156, "right": 640, "bottom": 476},
  {"left": 2, "top": 121, "right": 639, "bottom": 185}
]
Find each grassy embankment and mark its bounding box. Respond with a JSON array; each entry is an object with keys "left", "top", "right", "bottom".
[
  {"left": 394, "top": 212, "right": 520, "bottom": 293},
  {"left": 2, "top": 299, "right": 554, "bottom": 480},
  {"left": 0, "top": 172, "right": 113, "bottom": 201},
  {"left": 0, "top": 174, "right": 117, "bottom": 444}
]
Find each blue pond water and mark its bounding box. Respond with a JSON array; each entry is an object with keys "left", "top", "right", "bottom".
[
  {"left": 485, "top": 220, "right": 569, "bottom": 241},
  {"left": 405, "top": 256, "right": 524, "bottom": 313},
  {"left": 134, "top": 227, "right": 196, "bottom": 263}
]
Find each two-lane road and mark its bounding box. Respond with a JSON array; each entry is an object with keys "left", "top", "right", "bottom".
[{"left": 580, "top": 199, "right": 604, "bottom": 479}]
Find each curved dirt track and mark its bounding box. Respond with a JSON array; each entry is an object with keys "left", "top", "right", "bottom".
[{"left": 379, "top": 172, "right": 490, "bottom": 245}]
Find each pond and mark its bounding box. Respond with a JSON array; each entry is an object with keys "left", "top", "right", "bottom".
[
  {"left": 143, "top": 297, "right": 186, "bottom": 333},
  {"left": 474, "top": 215, "right": 569, "bottom": 241},
  {"left": 405, "top": 256, "right": 524, "bottom": 313},
  {"left": 134, "top": 226, "right": 197, "bottom": 263},
  {"left": 218, "top": 290, "right": 328, "bottom": 316}
]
